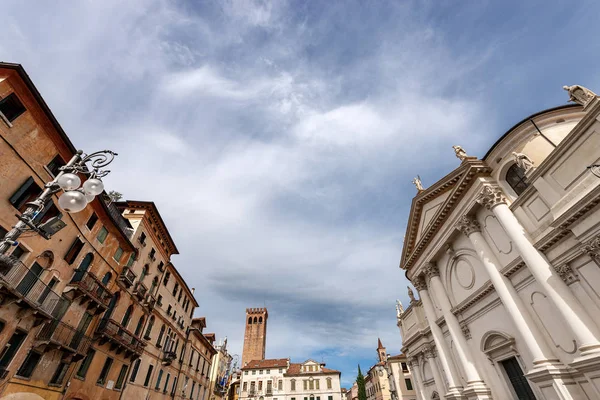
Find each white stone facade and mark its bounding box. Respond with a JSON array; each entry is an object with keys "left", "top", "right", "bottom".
[{"left": 397, "top": 87, "right": 600, "bottom": 399}]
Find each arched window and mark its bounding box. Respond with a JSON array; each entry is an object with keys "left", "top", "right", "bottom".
[
  {"left": 140, "top": 264, "right": 148, "bottom": 282},
  {"left": 327, "top": 378, "right": 332, "bottom": 389},
  {"left": 506, "top": 164, "right": 528, "bottom": 195},
  {"left": 248, "top": 317, "right": 252, "bottom": 325},
  {"left": 101, "top": 272, "right": 112, "bottom": 286},
  {"left": 72, "top": 252, "right": 94, "bottom": 282},
  {"left": 134, "top": 316, "right": 145, "bottom": 336},
  {"left": 157, "top": 324, "right": 165, "bottom": 346},
  {"left": 253, "top": 317, "right": 257, "bottom": 323},
  {"left": 173, "top": 283, "right": 179, "bottom": 296},
  {"left": 104, "top": 292, "right": 120, "bottom": 320},
  {"left": 145, "top": 316, "right": 155, "bottom": 339},
  {"left": 121, "top": 305, "right": 133, "bottom": 328},
  {"left": 258, "top": 317, "right": 262, "bottom": 324},
  {"left": 150, "top": 276, "right": 158, "bottom": 293},
  {"left": 163, "top": 271, "right": 170, "bottom": 284}
]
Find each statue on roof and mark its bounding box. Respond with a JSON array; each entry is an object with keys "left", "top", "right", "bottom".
[
  {"left": 396, "top": 299, "right": 404, "bottom": 317},
  {"left": 512, "top": 152, "right": 535, "bottom": 173},
  {"left": 563, "top": 85, "right": 597, "bottom": 107},
  {"left": 452, "top": 145, "right": 468, "bottom": 161},
  {"left": 407, "top": 286, "right": 416, "bottom": 303},
  {"left": 412, "top": 176, "right": 424, "bottom": 192}
]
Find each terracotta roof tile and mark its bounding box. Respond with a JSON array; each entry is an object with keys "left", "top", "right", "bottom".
[
  {"left": 242, "top": 359, "right": 289, "bottom": 370},
  {"left": 284, "top": 363, "right": 340, "bottom": 375},
  {"left": 387, "top": 353, "right": 406, "bottom": 360}
]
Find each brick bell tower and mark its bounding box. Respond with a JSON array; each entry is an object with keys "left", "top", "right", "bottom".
[{"left": 242, "top": 308, "right": 268, "bottom": 366}]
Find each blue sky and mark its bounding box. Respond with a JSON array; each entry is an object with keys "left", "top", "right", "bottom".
[{"left": 3, "top": 0, "right": 600, "bottom": 387}]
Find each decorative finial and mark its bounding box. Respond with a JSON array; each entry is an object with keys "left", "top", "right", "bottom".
[
  {"left": 412, "top": 175, "right": 424, "bottom": 192},
  {"left": 452, "top": 145, "right": 468, "bottom": 161},
  {"left": 563, "top": 85, "right": 597, "bottom": 107},
  {"left": 512, "top": 152, "right": 535, "bottom": 173}
]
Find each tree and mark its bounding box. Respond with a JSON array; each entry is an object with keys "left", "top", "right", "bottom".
[
  {"left": 356, "top": 364, "right": 367, "bottom": 400},
  {"left": 108, "top": 190, "right": 123, "bottom": 202}
]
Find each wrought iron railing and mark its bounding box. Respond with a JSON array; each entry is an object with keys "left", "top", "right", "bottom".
[
  {"left": 96, "top": 318, "right": 143, "bottom": 355},
  {"left": 68, "top": 269, "right": 112, "bottom": 308},
  {"left": 36, "top": 319, "right": 92, "bottom": 355},
  {"left": 162, "top": 350, "right": 177, "bottom": 364},
  {"left": 0, "top": 255, "right": 69, "bottom": 318}
]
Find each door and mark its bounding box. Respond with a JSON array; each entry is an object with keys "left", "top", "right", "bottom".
[
  {"left": 501, "top": 357, "right": 537, "bottom": 400},
  {"left": 70, "top": 312, "right": 93, "bottom": 350},
  {"left": 16, "top": 262, "right": 43, "bottom": 297}
]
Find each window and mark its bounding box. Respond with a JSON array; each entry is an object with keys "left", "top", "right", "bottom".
[
  {"left": 266, "top": 369, "right": 270, "bottom": 374},
  {"left": 130, "top": 359, "right": 141, "bottom": 382},
  {"left": 291, "top": 379, "right": 296, "bottom": 391},
  {"left": 178, "top": 291, "right": 183, "bottom": 303},
  {"left": 115, "top": 364, "right": 129, "bottom": 389},
  {"left": 126, "top": 253, "right": 135, "bottom": 267},
  {"left": 279, "top": 368, "right": 283, "bottom": 373},
  {"left": 164, "top": 272, "right": 170, "bottom": 284},
  {"left": 191, "top": 381, "right": 196, "bottom": 398},
  {"left": 0, "top": 93, "right": 26, "bottom": 123},
  {"left": 97, "top": 357, "right": 114, "bottom": 385},
  {"left": 155, "top": 369, "right": 164, "bottom": 390},
  {"left": 149, "top": 247, "right": 156, "bottom": 259},
  {"left": 173, "top": 283, "right": 179, "bottom": 296},
  {"left": 501, "top": 357, "right": 536, "bottom": 400},
  {"left": 145, "top": 316, "right": 155, "bottom": 339},
  {"left": 157, "top": 294, "right": 163, "bottom": 306},
  {"left": 243, "top": 382, "right": 248, "bottom": 391},
  {"left": 315, "top": 379, "right": 319, "bottom": 390},
  {"left": 163, "top": 373, "right": 171, "bottom": 393},
  {"left": 278, "top": 380, "right": 282, "bottom": 390},
  {"left": 328, "top": 397, "right": 333, "bottom": 400},
  {"left": 134, "top": 316, "right": 145, "bottom": 336},
  {"left": 10, "top": 177, "right": 41, "bottom": 212},
  {"left": 327, "top": 378, "right": 332, "bottom": 389},
  {"left": 50, "top": 362, "right": 69, "bottom": 385},
  {"left": 16, "top": 351, "right": 42, "bottom": 378},
  {"left": 303, "top": 380, "right": 307, "bottom": 390},
  {"left": 506, "top": 164, "right": 528, "bottom": 196},
  {"left": 401, "top": 362, "right": 408, "bottom": 372},
  {"left": 0, "top": 330, "right": 27, "bottom": 370},
  {"left": 113, "top": 247, "right": 124, "bottom": 262},
  {"left": 252, "top": 370, "right": 256, "bottom": 375},
  {"left": 171, "top": 377, "right": 178, "bottom": 395},
  {"left": 64, "top": 238, "right": 84, "bottom": 265},
  {"left": 121, "top": 305, "right": 133, "bottom": 328},
  {"left": 11, "top": 245, "right": 27, "bottom": 260},
  {"left": 309, "top": 380, "right": 314, "bottom": 390},
  {"left": 404, "top": 379, "right": 412, "bottom": 391},
  {"left": 144, "top": 364, "right": 154, "bottom": 387},
  {"left": 76, "top": 349, "right": 96, "bottom": 378},
  {"left": 139, "top": 232, "right": 146, "bottom": 245},
  {"left": 167, "top": 304, "right": 172, "bottom": 315},
  {"left": 259, "top": 369, "right": 263, "bottom": 375},
  {"left": 97, "top": 226, "right": 109, "bottom": 243},
  {"left": 46, "top": 154, "right": 66, "bottom": 177}
]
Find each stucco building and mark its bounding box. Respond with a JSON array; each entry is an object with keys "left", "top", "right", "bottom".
[
  {"left": 209, "top": 338, "right": 233, "bottom": 400},
  {"left": 397, "top": 85, "right": 600, "bottom": 399}
]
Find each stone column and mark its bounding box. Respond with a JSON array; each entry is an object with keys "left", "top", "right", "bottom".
[
  {"left": 413, "top": 276, "right": 463, "bottom": 399},
  {"left": 424, "top": 264, "right": 492, "bottom": 399},
  {"left": 423, "top": 346, "right": 448, "bottom": 400},
  {"left": 408, "top": 356, "right": 427, "bottom": 400},
  {"left": 477, "top": 185, "right": 600, "bottom": 356},
  {"left": 456, "top": 215, "right": 559, "bottom": 366}
]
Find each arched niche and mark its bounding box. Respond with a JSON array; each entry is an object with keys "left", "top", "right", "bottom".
[{"left": 444, "top": 248, "right": 481, "bottom": 306}]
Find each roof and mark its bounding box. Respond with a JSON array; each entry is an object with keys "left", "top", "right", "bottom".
[
  {"left": 377, "top": 338, "right": 384, "bottom": 349},
  {"left": 204, "top": 333, "right": 216, "bottom": 343},
  {"left": 285, "top": 363, "right": 340, "bottom": 375},
  {"left": 242, "top": 358, "right": 289, "bottom": 370},
  {"left": 387, "top": 353, "right": 406, "bottom": 361}
]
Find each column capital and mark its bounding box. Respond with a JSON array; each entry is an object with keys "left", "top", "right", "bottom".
[
  {"left": 422, "top": 262, "right": 440, "bottom": 279},
  {"left": 460, "top": 323, "right": 472, "bottom": 340},
  {"left": 456, "top": 215, "right": 481, "bottom": 236},
  {"left": 408, "top": 356, "right": 419, "bottom": 367},
  {"left": 412, "top": 275, "right": 428, "bottom": 291},
  {"left": 554, "top": 263, "right": 578, "bottom": 285},
  {"left": 476, "top": 185, "right": 507, "bottom": 210},
  {"left": 422, "top": 345, "right": 435, "bottom": 359},
  {"left": 581, "top": 236, "right": 600, "bottom": 260}
]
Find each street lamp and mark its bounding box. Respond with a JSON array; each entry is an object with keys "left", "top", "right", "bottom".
[{"left": 0, "top": 149, "right": 117, "bottom": 254}]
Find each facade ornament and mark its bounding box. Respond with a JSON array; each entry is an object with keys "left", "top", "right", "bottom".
[
  {"left": 422, "top": 345, "right": 435, "bottom": 359},
  {"left": 422, "top": 262, "right": 440, "bottom": 279},
  {"left": 407, "top": 286, "right": 416, "bottom": 303},
  {"left": 408, "top": 356, "right": 419, "bottom": 368},
  {"left": 476, "top": 185, "right": 507, "bottom": 210},
  {"left": 581, "top": 236, "right": 600, "bottom": 260},
  {"left": 563, "top": 85, "right": 597, "bottom": 107},
  {"left": 452, "top": 145, "right": 468, "bottom": 161},
  {"left": 512, "top": 152, "right": 535, "bottom": 173},
  {"left": 396, "top": 299, "right": 404, "bottom": 317},
  {"left": 412, "top": 276, "right": 427, "bottom": 292},
  {"left": 456, "top": 216, "right": 481, "bottom": 236},
  {"left": 412, "top": 176, "right": 425, "bottom": 193},
  {"left": 460, "top": 323, "right": 472, "bottom": 340},
  {"left": 554, "top": 264, "right": 578, "bottom": 285},
  {"left": 444, "top": 243, "right": 455, "bottom": 257}
]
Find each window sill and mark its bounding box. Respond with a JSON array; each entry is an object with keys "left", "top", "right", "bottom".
[
  {"left": 0, "top": 111, "right": 13, "bottom": 128},
  {"left": 73, "top": 375, "right": 85, "bottom": 381},
  {"left": 13, "top": 375, "right": 32, "bottom": 381}
]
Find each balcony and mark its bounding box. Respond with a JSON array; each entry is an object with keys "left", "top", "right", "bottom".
[
  {"left": 133, "top": 281, "right": 148, "bottom": 300},
  {"left": 266, "top": 389, "right": 273, "bottom": 396},
  {"left": 137, "top": 236, "right": 147, "bottom": 247},
  {"left": 143, "top": 293, "right": 157, "bottom": 311},
  {"left": 162, "top": 350, "right": 177, "bottom": 366},
  {"left": 65, "top": 269, "right": 112, "bottom": 314},
  {"left": 119, "top": 266, "right": 136, "bottom": 288},
  {"left": 0, "top": 255, "right": 70, "bottom": 323},
  {"left": 95, "top": 318, "right": 144, "bottom": 359},
  {"left": 35, "top": 319, "right": 92, "bottom": 362}
]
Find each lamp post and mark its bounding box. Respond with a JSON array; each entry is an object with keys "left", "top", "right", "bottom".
[{"left": 0, "top": 149, "right": 117, "bottom": 254}]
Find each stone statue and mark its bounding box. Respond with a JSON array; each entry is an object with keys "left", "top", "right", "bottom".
[
  {"left": 563, "top": 85, "right": 597, "bottom": 107},
  {"left": 412, "top": 176, "right": 424, "bottom": 192},
  {"left": 396, "top": 299, "right": 404, "bottom": 317},
  {"left": 407, "top": 286, "right": 415, "bottom": 302},
  {"left": 512, "top": 152, "right": 535, "bottom": 172},
  {"left": 452, "top": 145, "right": 468, "bottom": 161}
]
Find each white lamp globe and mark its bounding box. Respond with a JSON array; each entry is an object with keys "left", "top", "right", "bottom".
[
  {"left": 58, "top": 191, "right": 88, "bottom": 213},
  {"left": 57, "top": 173, "right": 81, "bottom": 191},
  {"left": 83, "top": 178, "right": 104, "bottom": 196},
  {"left": 85, "top": 193, "right": 95, "bottom": 203}
]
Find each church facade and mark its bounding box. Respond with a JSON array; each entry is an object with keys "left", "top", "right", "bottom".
[{"left": 397, "top": 85, "right": 600, "bottom": 400}]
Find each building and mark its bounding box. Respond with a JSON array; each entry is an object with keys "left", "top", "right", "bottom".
[
  {"left": 362, "top": 340, "right": 416, "bottom": 400},
  {"left": 242, "top": 308, "right": 268, "bottom": 367},
  {"left": 209, "top": 338, "right": 233, "bottom": 400},
  {"left": 0, "top": 62, "right": 141, "bottom": 400},
  {"left": 386, "top": 354, "right": 416, "bottom": 400},
  {"left": 0, "top": 62, "right": 223, "bottom": 400},
  {"left": 397, "top": 85, "right": 600, "bottom": 399}
]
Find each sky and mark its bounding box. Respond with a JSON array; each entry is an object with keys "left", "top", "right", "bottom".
[{"left": 3, "top": 0, "right": 600, "bottom": 388}]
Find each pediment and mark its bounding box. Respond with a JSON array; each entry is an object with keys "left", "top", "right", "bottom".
[{"left": 400, "top": 158, "right": 492, "bottom": 271}]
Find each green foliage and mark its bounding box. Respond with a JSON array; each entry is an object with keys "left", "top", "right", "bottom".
[
  {"left": 356, "top": 364, "right": 367, "bottom": 400},
  {"left": 108, "top": 190, "right": 123, "bottom": 202}
]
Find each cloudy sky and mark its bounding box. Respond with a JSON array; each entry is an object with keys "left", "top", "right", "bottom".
[{"left": 3, "top": 0, "right": 600, "bottom": 387}]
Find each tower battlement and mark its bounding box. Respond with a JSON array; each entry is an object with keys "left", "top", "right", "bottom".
[
  {"left": 246, "top": 307, "right": 269, "bottom": 317},
  {"left": 242, "top": 307, "right": 268, "bottom": 366}
]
